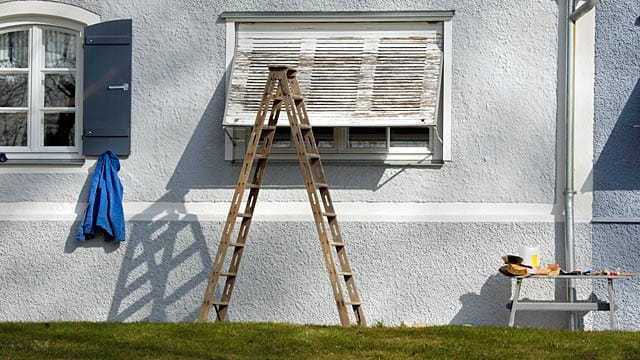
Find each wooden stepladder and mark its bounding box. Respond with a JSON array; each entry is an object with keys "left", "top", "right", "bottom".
[{"left": 198, "top": 65, "right": 366, "bottom": 327}]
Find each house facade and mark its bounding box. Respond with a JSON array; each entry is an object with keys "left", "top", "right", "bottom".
[{"left": 0, "top": 0, "right": 636, "bottom": 330}]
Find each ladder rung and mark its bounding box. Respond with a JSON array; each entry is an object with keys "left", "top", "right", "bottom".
[
  {"left": 237, "top": 212, "right": 252, "bottom": 218},
  {"left": 219, "top": 272, "right": 237, "bottom": 277},
  {"left": 316, "top": 182, "right": 328, "bottom": 188},
  {"left": 272, "top": 95, "right": 302, "bottom": 102},
  {"left": 337, "top": 271, "right": 353, "bottom": 276},
  {"left": 306, "top": 153, "right": 320, "bottom": 159},
  {"left": 330, "top": 242, "right": 345, "bottom": 247},
  {"left": 262, "top": 125, "right": 276, "bottom": 131},
  {"left": 246, "top": 182, "right": 260, "bottom": 189},
  {"left": 212, "top": 301, "right": 230, "bottom": 306},
  {"left": 229, "top": 242, "right": 245, "bottom": 247},
  {"left": 255, "top": 153, "right": 268, "bottom": 160},
  {"left": 323, "top": 212, "right": 337, "bottom": 217},
  {"left": 346, "top": 301, "right": 362, "bottom": 306}
]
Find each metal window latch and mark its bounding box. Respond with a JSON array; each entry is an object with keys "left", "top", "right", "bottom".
[{"left": 108, "top": 83, "right": 129, "bottom": 91}]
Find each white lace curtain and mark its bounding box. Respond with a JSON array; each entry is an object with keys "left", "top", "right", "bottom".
[
  {"left": 0, "top": 29, "right": 77, "bottom": 69},
  {"left": 44, "top": 29, "right": 77, "bottom": 68},
  {"left": 0, "top": 30, "right": 28, "bottom": 68}
]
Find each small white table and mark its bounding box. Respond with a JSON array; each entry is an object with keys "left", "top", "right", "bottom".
[{"left": 508, "top": 275, "right": 635, "bottom": 330}]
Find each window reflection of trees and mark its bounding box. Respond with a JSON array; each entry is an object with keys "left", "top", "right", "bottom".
[
  {"left": 0, "top": 113, "right": 27, "bottom": 146},
  {"left": 44, "top": 74, "right": 75, "bottom": 107},
  {"left": 0, "top": 74, "right": 28, "bottom": 107}
]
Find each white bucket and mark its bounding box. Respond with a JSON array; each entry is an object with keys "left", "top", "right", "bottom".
[{"left": 518, "top": 246, "right": 540, "bottom": 268}]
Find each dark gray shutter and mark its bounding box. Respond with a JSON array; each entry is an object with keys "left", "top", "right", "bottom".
[{"left": 83, "top": 19, "right": 132, "bottom": 156}]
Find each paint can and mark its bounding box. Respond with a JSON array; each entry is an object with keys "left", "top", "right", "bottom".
[{"left": 518, "top": 246, "right": 540, "bottom": 268}]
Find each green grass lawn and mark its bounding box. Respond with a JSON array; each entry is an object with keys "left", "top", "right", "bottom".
[{"left": 0, "top": 322, "right": 639, "bottom": 359}]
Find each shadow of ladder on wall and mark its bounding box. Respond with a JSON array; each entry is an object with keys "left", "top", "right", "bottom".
[{"left": 197, "top": 65, "right": 366, "bottom": 327}]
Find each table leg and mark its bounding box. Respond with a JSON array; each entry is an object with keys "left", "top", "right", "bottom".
[
  {"left": 608, "top": 278, "right": 617, "bottom": 330},
  {"left": 508, "top": 278, "right": 523, "bottom": 327}
]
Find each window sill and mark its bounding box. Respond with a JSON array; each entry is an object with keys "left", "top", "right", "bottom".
[
  {"left": 0, "top": 158, "right": 85, "bottom": 165},
  {"left": 231, "top": 158, "right": 444, "bottom": 167}
]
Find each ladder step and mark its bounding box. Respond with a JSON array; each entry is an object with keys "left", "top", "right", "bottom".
[
  {"left": 337, "top": 271, "right": 353, "bottom": 276},
  {"left": 306, "top": 153, "right": 320, "bottom": 159},
  {"left": 316, "top": 182, "right": 328, "bottom": 188},
  {"left": 246, "top": 182, "right": 260, "bottom": 189},
  {"left": 237, "top": 212, "right": 252, "bottom": 218},
  {"left": 255, "top": 153, "right": 268, "bottom": 160},
  {"left": 292, "top": 95, "right": 303, "bottom": 101},
  {"left": 346, "top": 301, "right": 362, "bottom": 306},
  {"left": 323, "top": 212, "right": 337, "bottom": 217},
  {"left": 330, "top": 242, "right": 345, "bottom": 247},
  {"left": 262, "top": 125, "right": 276, "bottom": 131},
  {"left": 219, "top": 271, "right": 237, "bottom": 277},
  {"left": 229, "top": 242, "right": 245, "bottom": 248}
]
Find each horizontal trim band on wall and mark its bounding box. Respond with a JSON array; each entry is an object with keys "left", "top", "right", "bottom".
[
  {"left": 0, "top": 201, "right": 585, "bottom": 223},
  {"left": 592, "top": 217, "right": 640, "bottom": 224}
]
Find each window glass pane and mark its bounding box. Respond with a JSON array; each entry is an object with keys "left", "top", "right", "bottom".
[
  {"left": 313, "top": 127, "right": 334, "bottom": 149},
  {"left": 348, "top": 127, "right": 386, "bottom": 149},
  {"left": 44, "top": 74, "right": 75, "bottom": 107},
  {"left": 0, "top": 74, "right": 28, "bottom": 107},
  {"left": 0, "top": 112, "right": 27, "bottom": 146},
  {"left": 0, "top": 30, "right": 29, "bottom": 68},
  {"left": 390, "top": 127, "right": 430, "bottom": 147},
  {"left": 43, "top": 112, "right": 75, "bottom": 146},
  {"left": 44, "top": 30, "right": 77, "bottom": 68}
]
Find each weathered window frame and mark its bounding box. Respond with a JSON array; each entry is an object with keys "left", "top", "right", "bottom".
[{"left": 222, "top": 11, "right": 453, "bottom": 165}]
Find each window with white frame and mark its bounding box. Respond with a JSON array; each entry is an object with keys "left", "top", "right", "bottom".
[
  {"left": 222, "top": 12, "right": 453, "bottom": 165},
  {"left": 0, "top": 1, "right": 100, "bottom": 161}
]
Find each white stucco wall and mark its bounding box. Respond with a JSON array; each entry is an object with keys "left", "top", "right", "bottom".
[
  {"left": 0, "top": 0, "right": 561, "bottom": 204},
  {"left": 591, "top": 0, "right": 640, "bottom": 331},
  {"left": 0, "top": 220, "right": 595, "bottom": 329},
  {"left": 0, "top": 0, "right": 614, "bottom": 329}
]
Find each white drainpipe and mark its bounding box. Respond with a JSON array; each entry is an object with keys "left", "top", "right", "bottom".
[{"left": 564, "top": 0, "right": 595, "bottom": 331}]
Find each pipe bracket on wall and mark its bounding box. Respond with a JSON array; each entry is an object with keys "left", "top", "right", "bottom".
[{"left": 570, "top": 0, "right": 596, "bottom": 23}]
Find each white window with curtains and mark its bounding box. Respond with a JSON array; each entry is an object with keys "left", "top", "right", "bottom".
[
  {"left": 0, "top": 1, "right": 99, "bottom": 161},
  {"left": 222, "top": 12, "right": 453, "bottom": 165}
]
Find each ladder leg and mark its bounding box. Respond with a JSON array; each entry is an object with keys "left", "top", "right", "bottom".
[
  {"left": 198, "top": 72, "right": 281, "bottom": 322},
  {"left": 280, "top": 67, "right": 366, "bottom": 326}
]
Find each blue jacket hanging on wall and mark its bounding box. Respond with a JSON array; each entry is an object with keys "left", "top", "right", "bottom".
[{"left": 77, "top": 151, "right": 125, "bottom": 242}]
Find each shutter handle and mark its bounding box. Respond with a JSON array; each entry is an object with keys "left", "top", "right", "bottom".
[{"left": 108, "top": 83, "right": 129, "bottom": 91}]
